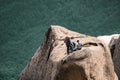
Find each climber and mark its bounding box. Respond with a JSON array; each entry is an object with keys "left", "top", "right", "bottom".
[
  {"left": 77, "top": 40, "right": 83, "bottom": 50},
  {"left": 64, "top": 37, "right": 75, "bottom": 54}
]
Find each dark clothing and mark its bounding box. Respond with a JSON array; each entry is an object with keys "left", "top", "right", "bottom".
[
  {"left": 65, "top": 38, "right": 74, "bottom": 54},
  {"left": 72, "top": 42, "right": 77, "bottom": 51}
]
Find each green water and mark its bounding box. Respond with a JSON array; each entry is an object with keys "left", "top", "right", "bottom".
[{"left": 0, "top": 0, "right": 120, "bottom": 80}]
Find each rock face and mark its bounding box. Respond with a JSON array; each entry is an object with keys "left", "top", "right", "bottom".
[
  {"left": 109, "top": 36, "right": 119, "bottom": 58},
  {"left": 113, "top": 36, "right": 120, "bottom": 80},
  {"left": 97, "top": 34, "right": 119, "bottom": 47},
  {"left": 19, "top": 25, "right": 117, "bottom": 80}
]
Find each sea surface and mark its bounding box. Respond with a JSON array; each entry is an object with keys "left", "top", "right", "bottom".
[{"left": 0, "top": 0, "right": 120, "bottom": 80}]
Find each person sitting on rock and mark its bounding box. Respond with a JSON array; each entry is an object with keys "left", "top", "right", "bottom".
[
  {"left": 77, "top": 40, "right": 83, "bottom": 50},
  {"left": 72, "top": 42, "right": 77, "bottom": 51}
]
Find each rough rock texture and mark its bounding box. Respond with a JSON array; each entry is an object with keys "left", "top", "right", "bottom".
[
  {"left": 109, "top": 36, "right": 119, "bottom": 58},
  {"left": 19, "top": 25, "right": 117, "bottom": 80},
  {"left": 97, "top": 34, "right": 119, "bottom": 47},
  {"left": 113, "top": 36, "right": 120, "bottom": 80}
]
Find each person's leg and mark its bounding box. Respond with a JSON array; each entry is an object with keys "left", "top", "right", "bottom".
[
  {"left": 70, "top": 45, "right": 73, "bottom": 53},
  {"left": 78, "top": 48, "right": 81, "bottom": 50},
  {"left": 67, "top": 46, "right": 69, "bottom": 54}
]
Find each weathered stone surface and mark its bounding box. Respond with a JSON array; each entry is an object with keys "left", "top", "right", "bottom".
[
  {"left": 109, "top": 36, "right": 119, "bottom": 58},
  {"left": 113, "top": 36, "right": 120, "bottom": 80},
  {"left": 19, "top": 25, "right": 117, "bottom": 80},
  {"left": 97, "top": 34, "right": 119, "bottom": 47}
]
